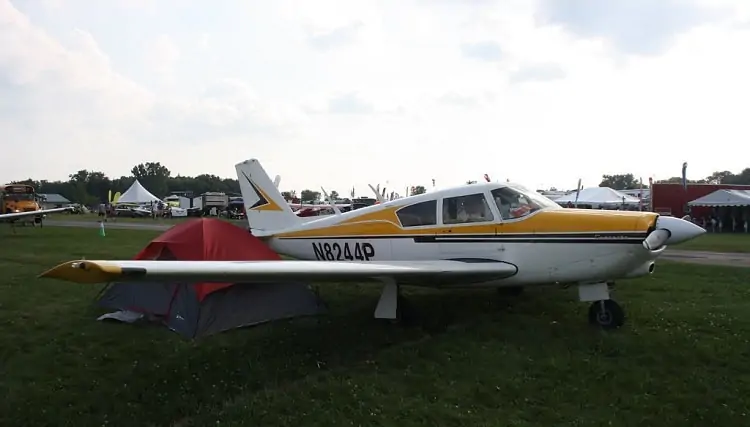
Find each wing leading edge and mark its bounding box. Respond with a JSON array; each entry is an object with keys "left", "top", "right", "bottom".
[
  {"left": 39, "top": 259, "right": 518, "bottom": 285},
  {"left": 0, "top": 207, "right": 73, "bottom": 221}
]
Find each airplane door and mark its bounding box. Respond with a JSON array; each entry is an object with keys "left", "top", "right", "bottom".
[{"left": 437, "top": 226, "right": 482, "bottom": 259}]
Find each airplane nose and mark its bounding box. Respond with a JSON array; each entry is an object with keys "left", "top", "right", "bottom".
[{"left": 655, "top": 215, "right": 706, "bottom": 245}]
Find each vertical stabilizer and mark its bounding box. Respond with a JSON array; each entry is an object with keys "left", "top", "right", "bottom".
[{"left": 235, "top": 159, "right": 299, "bottom": 234}]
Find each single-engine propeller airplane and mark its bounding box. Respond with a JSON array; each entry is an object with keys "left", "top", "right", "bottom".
[{"left": 40, "top": 159, "right": 706, "bottom": 329}]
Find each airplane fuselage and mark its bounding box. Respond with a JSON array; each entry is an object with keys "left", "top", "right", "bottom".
[{"left": 267, "top": 208, "right": 663, "bottom": 289}]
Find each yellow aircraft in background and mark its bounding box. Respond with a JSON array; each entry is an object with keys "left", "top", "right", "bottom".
[{"left": 41, "top": 159, "right": 705, "bottom": 329}]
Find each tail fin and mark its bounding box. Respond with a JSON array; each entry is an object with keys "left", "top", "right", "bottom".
[{"left": 235, "top": 159, "right": 300, "bottom": 235}]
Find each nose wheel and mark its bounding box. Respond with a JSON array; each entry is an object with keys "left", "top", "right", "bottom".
[{"left": 587, "top": 299, "right": 625, "bottom": 329}]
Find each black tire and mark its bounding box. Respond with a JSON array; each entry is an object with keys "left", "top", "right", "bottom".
[{"left": 588, "top": 300, "right": 625, "bottom": 330}]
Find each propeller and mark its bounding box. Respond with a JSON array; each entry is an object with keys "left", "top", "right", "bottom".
[{"left": 642, "top": 228, "right": 671, "bottom": 251}]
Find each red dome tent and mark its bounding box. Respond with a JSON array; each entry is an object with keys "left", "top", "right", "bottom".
[{"left": 97, "top": 218, "right": 324, "bottom": 338}]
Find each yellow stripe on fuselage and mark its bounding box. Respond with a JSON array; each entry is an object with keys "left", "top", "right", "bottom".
[{"left": 275, "top": 208, "right": 658, "bottom": 238}]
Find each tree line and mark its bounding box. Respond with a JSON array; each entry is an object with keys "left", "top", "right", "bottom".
[
  {"left": 598, "top": 168, "right": 750, "bottom": 190},
  {"left": 8, "top": 161, "right": 430, "bottom": 206},
  {"left": 9, "top": 162, "right": 242, "bottom": 206}
]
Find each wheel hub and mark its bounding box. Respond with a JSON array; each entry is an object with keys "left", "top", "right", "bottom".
[{"left": 597, "top": 310, "right": 612, "bottom": 325}]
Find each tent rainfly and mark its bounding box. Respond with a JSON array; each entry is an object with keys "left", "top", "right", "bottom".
[
  {"left": 553, "top": 187, "right": 641, "bottom": 206},
  {"left": 116, "top": 179, "right": 162, "bottom": 204},
  {"left": 96, "top": 218, "right": 325, "bottom": 338},
  {"left": 687, "top": 189, "right": 750, "bottom": 207}
]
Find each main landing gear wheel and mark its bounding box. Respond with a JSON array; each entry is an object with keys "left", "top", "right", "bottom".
[{"left": 588, "top": 300, "right": 625, "bottom": 330}]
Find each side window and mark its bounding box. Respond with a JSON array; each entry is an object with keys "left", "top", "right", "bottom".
[
  {"left": 396, "top": 200, "right": 437, "bottom": 227},
  {"left": 491, "top": 188, "right": 540, "bottom": 220},
  {"left": 442, "top": 193, "right": 494, "bottom": 224}
]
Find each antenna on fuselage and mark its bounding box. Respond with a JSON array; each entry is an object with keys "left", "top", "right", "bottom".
[
  {"left": 320, "top": 187, "right": 342, "bottom": 215},
  {"left": 273, "top": 175, "right": 281, "bottom": 188}
]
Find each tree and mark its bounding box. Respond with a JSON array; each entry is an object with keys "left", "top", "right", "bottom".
[
  {"left": 412, "top": 185, "right": 426, "bottom": 195},
  {"left": 599, "top": 174, "right": 640, "bottom": 190},
  {"left": 66, "top": 170, "right": 111, "bottom": 206},
  {"left": 466, "top": 180, "right": 477, "bottom": 184},
  {"left": 705, "top": 171, "right": 735, "bottom": 184},
  {"left": 300, "top": 189, "right": 320, "bottom": 203},
  {"left": 702, "top": 168, "right": 750, "bottom": 185},
  {"left": 656, "top": 176, "right": 705, "bottom": 184},
  {"left": 329, "top": 190, "right": 339, "bottom": 200},
  {"left": 281, "top": 191, "right": 293, "bottom": 201},
  {"left": 131, "top": 162, "right": 171, "bottom": 198}
]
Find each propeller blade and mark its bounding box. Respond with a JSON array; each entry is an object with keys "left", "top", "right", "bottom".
[{"left": 643, "top": 229, "right": 671, "bottom": 250}]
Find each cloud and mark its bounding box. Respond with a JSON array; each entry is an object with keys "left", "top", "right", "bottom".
[
  {"left": 144, "top": 34, "right": 180, "bottom": 78},
  {"left": 327, "top": 92, "right": 374, "bottom": 114},
  {"left": 436, "top": 92, "right": 496, "bottom": 108},
  {"left": 535, "top": 0, "right": 726, "bottom": 55},
  {"left": 460, "top": 41, "right": 503, "bottom": 61},
  {"left": 307, "top": 21, "right": 363, "bottom": 50},
  {"left": 1, "top": 0, "right": 749, "bottom": 194},
  {"left": 0, "top": 0, "right": 305, "bottom": 180},
  {"left": 509, "top": 63, "right": 566, "bottom": 84}
]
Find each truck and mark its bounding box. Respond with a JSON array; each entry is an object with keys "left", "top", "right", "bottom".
[{"left": 198, "top": 192, "right": 229, "bottom": 215}]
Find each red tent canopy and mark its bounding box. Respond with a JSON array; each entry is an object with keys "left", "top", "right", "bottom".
[{"left": 134, "top": 218, "right": 280, "bottom": 301}]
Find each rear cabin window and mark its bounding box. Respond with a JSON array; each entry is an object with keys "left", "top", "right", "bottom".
[
  {"left": 396, "top": 200, "right": 437, "bottom": 227},
  {"left": 443, "top": 193, "right": 494, "bottom": 224}
]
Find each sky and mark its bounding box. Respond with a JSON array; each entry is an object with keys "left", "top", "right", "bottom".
[{"left": 2, "top": 0, "right": 750, "bottom": 196}]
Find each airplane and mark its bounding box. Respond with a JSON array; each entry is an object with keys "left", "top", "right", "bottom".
[{"left": 39, "top": 158, "right": 706, "bottom": 330}]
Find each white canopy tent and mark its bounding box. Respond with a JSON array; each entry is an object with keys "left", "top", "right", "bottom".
[
  {"left": 116, "top": 179, "right": 162, "bottom": 204},
  {"left": 554, "top": 187, "right": 641, "bottom": 206},
  {"left": 688, "top": 189, "right": 750, "bottom": 207}
]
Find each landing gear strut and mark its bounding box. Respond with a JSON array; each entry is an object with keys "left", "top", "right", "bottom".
[
  {"left": 578, "top": 282, "right": 625, "bottom": 330},
  {"left": 374, "top": 279, "right": 416, "bottom": 324}
]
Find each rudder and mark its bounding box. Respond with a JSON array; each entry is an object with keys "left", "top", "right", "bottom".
[{"left": 235, "top": 159, "right": 299, "bottom": 234}]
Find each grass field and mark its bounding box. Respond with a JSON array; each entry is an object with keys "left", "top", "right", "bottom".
[
  {"left": 675, "top": 232, "right": 749, "bottom": 253},
  {"left": 1, "top": 227, "right": 750, "bottom": 426}
]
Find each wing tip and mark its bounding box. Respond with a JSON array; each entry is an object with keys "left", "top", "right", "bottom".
[{"left": 38, "top": 260, "right": 122, "bottom": 284}]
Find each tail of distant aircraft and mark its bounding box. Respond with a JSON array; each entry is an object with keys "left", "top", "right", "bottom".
[{"left": 235, "top": 159, "right": 300, "bottom": 235}]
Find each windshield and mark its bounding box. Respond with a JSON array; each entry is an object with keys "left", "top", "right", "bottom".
[
  {"left": 3, "top": 193, "right": 34, "bottom": 201},
  {"left": 491, "top": 185, "right": 561, "bottom": 220}
]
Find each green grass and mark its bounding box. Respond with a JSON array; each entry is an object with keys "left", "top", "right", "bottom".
[
  {"left": 1, "top": 227, "right": 750, "bottom": 426},
  {"left": 675, "top": 232, "right": 750, "bottom": 253}
]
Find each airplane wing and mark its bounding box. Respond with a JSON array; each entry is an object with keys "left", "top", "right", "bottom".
[
  {"left": 0, "top": 207, "right": 73, "bottom": 221},
  {"left": 39, "top": 259, "right": 518, "bottom": 285}
]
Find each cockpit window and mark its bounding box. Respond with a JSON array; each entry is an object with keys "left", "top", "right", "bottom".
[
  {"left": 442, "top": 193, "right": 494, "bottom": 224},
  {"left": 492, "top": 186, "right": 560, "bottom": 220},
  {"left": 396, "top": 200, "right": 437, "bottom": 227}
]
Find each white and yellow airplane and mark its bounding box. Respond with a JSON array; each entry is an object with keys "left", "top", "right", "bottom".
[{"left": 40, "top": 159, "right": 706, "bottom": 329}]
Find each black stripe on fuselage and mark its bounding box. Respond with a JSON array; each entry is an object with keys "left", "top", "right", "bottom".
[{"left": 277, "top": 232, "right": 648, "bottom": 244}]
